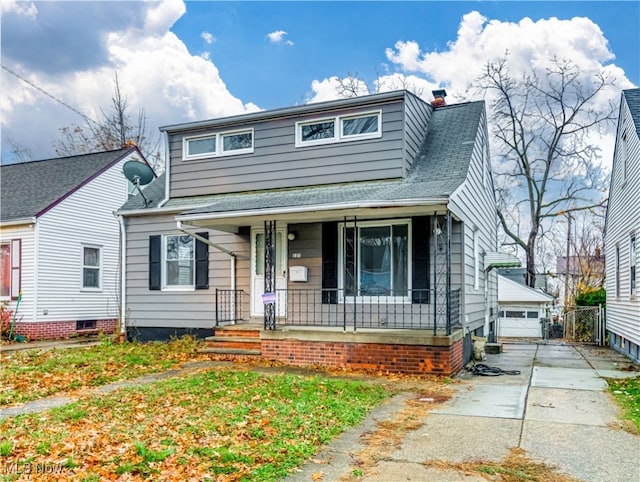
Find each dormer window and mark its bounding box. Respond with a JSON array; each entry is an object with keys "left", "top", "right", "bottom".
[
  {"left": 296, "top": 110, "right": 381, "bottom": 147},
  {"left": 183, "top": 128, "right": 254, "bottom": 160}
]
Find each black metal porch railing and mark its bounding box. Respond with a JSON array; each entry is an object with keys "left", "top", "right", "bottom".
[
  {"left": 214, "top": 288, "right": 461, "bottom": 334},
  {"left": 281, "top": 288, "right": 460, "bottom": 334},
  {"left": 215, "top": 289, "right": 250, "bottom": 325}
]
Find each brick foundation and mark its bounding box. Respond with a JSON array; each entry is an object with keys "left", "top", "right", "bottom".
[
  {"left": 261, "top": 336, "right": 464, "bottom": 376},
  {"left": 11, "top": 319, "right": 118, "bottom": 341}
]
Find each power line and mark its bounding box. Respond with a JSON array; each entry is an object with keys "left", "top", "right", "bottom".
[{"left": 1, "top": 64, "right": 99, "bottom": 125}]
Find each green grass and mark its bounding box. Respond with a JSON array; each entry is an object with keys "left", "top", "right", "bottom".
[
  {"left": 0, "top": 369, "right": 389, "bottom": 481},
  {"left": 608, "top": 375, "right": 640, "bottom": 432},
  {"left": 0, "top": 336, "right": 204, "bottom": 406}
]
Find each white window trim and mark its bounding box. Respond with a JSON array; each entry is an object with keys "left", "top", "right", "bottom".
[
  {"left": 295, "top": 110, "right": 382, "bottom": 148},
  {"left": 630, "top": 235, "right": 636, "bottom": 297},
  {"left": 80, "top": 244, "right": 102, "bottom": 292},
  {"left": 473, "top": 229, "right": 480, "bottom": 290},
  {"left": 183, "top": 128, "right": 254, "bottom": 160},
  {"left": 337, "top": 219, "right": 412, "bottom": 304},
  {"left": 615, "top": 245, "right": 621, "bottom": 298},
  {"left": 162, "top": 234, "right": 195, "bottom": 291}
]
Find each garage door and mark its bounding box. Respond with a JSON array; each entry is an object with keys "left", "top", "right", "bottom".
[{"left": 498, "top": 308, "right": 543, "bottom": 338}]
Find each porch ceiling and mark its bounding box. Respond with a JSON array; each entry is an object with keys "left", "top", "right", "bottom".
[{"left": 176, "top": 202, "right": 448, "bottom": 232}]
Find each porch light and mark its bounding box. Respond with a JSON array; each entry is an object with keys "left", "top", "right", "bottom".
[{"left": 287, "top": 231, "right": 297, "bottom": 241}]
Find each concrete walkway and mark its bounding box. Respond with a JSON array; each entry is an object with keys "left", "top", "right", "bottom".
[{"left": 287, "top": 342, "right": 640, "bottom": 482}]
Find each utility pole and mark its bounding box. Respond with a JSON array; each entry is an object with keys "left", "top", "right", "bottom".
[{"left": 564, "top": 212, "right": 572, "bottom": 310}]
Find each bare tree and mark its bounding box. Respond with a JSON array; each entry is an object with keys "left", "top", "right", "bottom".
[
  {"left": 53, "top": 73, "right": 163, "bottom": 172},
  {"left": 478, "top": 55, "right": 616, "bottom": 287},
  {"left": 4, "top": 137, "right": 33, "bottom": 163},
  {"left": 335, "top": 71, "right": 424, "bottom": 99}
]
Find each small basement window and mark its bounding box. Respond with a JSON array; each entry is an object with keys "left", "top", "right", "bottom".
[{"left": 76, "top": 320, "right": 97, "bottom": 331}]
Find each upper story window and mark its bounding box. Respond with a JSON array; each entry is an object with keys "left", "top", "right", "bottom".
[
  {"left": 296, "top": 110, "right": 381, "bottom": 147},
  {"left": 183, "top": 128, "right": 254, "bottom": 160}
]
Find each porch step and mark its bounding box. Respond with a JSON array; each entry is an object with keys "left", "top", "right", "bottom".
[
  {"left": 205, "top": 335, "right": 261, "bottom": 351},
  {"left": 213, "top": 324, "right": 262, "bottom": 339},
  {"left": 199, "top": 347, "right": 262, "bottom": 356}
]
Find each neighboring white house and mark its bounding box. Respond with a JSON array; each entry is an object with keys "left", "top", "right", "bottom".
[
  {"left": 497, "top": 275, "right": 553, "bottom": 338},
  {"left": 0, "top": 147, "right": 153, "bottom": 340},
  {"left": 605, "top": 88, "right": 640, "bottom": 364}
]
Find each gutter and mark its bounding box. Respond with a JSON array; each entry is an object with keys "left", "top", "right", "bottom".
[
  {"left": 0, "top": 217, "right": 36, "bottom": 227},
  {"left": 158, "top": 130, "right": 170, "bottom": 208},
  {"left": 176, "top": 221, "right": 238, "bottom": 292}
]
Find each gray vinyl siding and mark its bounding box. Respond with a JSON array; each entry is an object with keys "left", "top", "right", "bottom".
[
  {"left": 448, "top": 107, "right": 499, "bottom": 332},
  {"left": 124, "top": 214, "right": 250, "bottom": 329},
  {"left": 605, "top": 94, "right": 640, "bottom": 346},
  {"left": 287, "top": 223, "right": 322, "bottom": 291},
  {"left": 404, "top": 93, "right": 432, "bottom": 175},
  {"left": 168, "top": 101, "right": 406, "bottom": 198}
]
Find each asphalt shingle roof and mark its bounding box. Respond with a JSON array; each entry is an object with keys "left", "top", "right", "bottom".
[
  {"left": 1, "top": 147, "right": 136, "bottom": 221},
  {"left": 118, "top": 100, "right": 485, "bottom": 216},
  {"left": 120, "top": 173, "right": 166, "bottom": 210},
  {"left": 624, "top": 88, "right": 640, "bottom": 137}
]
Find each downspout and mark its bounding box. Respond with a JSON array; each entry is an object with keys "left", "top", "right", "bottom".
[
  {"left": 117, "top": 213, "right": 127, "bottom": 340},
  {"left": 158, "top": 130, "right": 170, "bottom": 208},
  {"left": 176, "top": 221, "right": 237, "bottom": 292}
]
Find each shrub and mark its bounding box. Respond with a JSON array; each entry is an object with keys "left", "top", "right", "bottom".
[{"left": 0, "top": 301, "right": 14, "bottom": 339}]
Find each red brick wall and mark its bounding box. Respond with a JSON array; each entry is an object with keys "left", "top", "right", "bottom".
[
  {"left": 262, "top": 338, "right": 464, "bottom": 376},
  {"left": 11, "top": 319, "right": 118, "bottom": 341}
]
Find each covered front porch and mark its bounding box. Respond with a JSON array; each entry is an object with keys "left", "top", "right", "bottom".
[{"left": 179, "top": 201, "right": 469, "bottom": 375}]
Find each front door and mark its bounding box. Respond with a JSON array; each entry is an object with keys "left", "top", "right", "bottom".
[{"left": 251, "top": 227, "right": 287, "bottom": 317}]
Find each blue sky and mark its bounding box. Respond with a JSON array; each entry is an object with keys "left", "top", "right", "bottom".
[
  {"left": 1, "top": 1, "right": 639, "bottom": 163},
  {"left": 172, "top": 1, "right": 640, "bottom": 110}
]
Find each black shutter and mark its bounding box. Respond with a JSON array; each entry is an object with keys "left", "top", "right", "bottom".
[
  {"left": 321, "top": 222, "right": 338, "bottom": 303},
  {"left": 149, "top": 235, "right": 161, "bottom": 290},
  {"left": 412, "top": 217, "right": 430, "bottom": 303},
  {"left": 195, "top": 232, "right": 209, "bottom": 290}
]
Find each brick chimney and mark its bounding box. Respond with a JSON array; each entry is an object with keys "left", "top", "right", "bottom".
[{"left": 431, "top": 89, "right": 447, "bottom": 107}]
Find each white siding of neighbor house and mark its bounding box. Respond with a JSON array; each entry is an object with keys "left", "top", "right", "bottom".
[
  {"left": 0, "top": 224, "right": 36, "bottom": 322},
  {"left": 605, "top": 94, "right": 640, "bottom": 347},
  {"left": 33, "top": 156, "right": 135, "bottom": 323},
  {"left": 448, "top": 107, "right": 499, "bottom": 333},
  {"left": 124, "top": 214, "right": 250, "bottom": 329}
]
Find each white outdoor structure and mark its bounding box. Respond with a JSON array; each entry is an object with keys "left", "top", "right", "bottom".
[{"left": 497, "top": 275, "right": 553, "bottom": 338}]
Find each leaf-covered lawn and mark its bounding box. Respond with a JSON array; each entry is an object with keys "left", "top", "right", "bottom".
[
  {"left": 0, "top": 370, "right": 389, "bottom": 481},
  {"left": 0, "top": 337, "right": 208, "bottom": 406},
  {"left": 608, "top": 375, "right": 640, "bottom": 433}
]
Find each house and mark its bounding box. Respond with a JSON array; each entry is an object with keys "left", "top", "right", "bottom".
[
  {"left": 118, "top": 90, "right": 503, "bottom": 375},
  {"left": 605, "top": 88, "right": 640, "bottom": 364},
  {"left": 497, "top": 274, "right": 553, "bottom": 339},
  {"left": 0, "top": 147, "right": 152, "bottom": 340}
]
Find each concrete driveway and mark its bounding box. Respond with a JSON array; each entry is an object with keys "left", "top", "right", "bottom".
[{"left": 288, "top": 342, "right": 640, "bottom": 482}]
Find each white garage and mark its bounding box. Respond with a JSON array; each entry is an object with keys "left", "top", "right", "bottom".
[{"left": 498, "top": 275, "right": 554, "bottom": 338}]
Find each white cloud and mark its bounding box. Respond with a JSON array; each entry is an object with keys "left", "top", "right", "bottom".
[
  {"left": 1, "top": 0, "right": 259, "bottom": 163},
  {"left": 201, "top": 31, "right": 215, "bottom": 44},
  {"left": 0, "top": 0, "right": 37, "bottom": 18},
  {"left": 267, "top": 30, "right": 294, "bottom": 46}
]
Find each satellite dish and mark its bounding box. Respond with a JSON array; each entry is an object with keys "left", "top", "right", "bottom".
[
  {"left": 122, "top": 161, "right": 155, "bottom": 207},
  {"left": 123, "top": 160, "right": 155, "bottom": 186}
]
